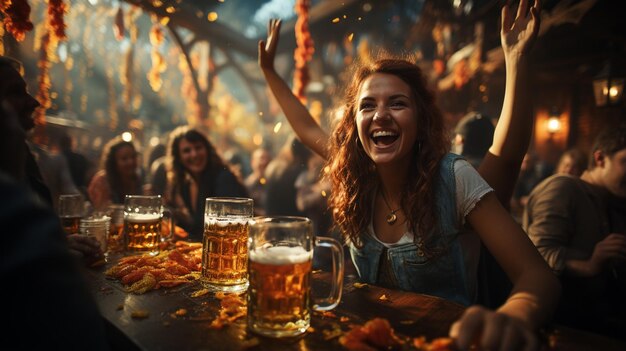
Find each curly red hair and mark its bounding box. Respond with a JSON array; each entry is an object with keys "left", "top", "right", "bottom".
[{"left": 326, "top": 57, "right": 449, "bottom": 248}]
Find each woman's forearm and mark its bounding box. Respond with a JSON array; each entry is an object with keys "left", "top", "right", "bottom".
[
  {"left": 262, "top": 68, "right": 329, "bottom": 159},
  {"left": 497, "top": 263, "right": 561, "bottom": 330},
  {"left": 491, "top": 57, "right": 532, "bottom": 163}
]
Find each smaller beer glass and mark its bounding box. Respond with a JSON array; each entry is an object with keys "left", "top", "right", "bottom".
[
  {"left": 58, "top": 194, "right": 84, "bottom": 235},
  {"left": 247, "top": 216, "right": 344, "bottom": 338},
  {"left": 107, "top": 204, "right": 125, "bottom": 254},
  {"left": 80, "top": 215, "right": 110, "bottom": 257},
  {"left": 124, "top": 195, "right": 166, "bottom": 256},
  {"left": 201, "top": 197, "right": 254, "bottom": 293}
]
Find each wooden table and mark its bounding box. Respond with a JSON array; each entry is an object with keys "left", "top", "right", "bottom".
[{"left": 83, "top": 263, "right": 626, "bottom": 351}]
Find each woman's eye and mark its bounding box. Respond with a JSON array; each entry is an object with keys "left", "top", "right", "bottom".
[
  {"left": 359, "top": 103, "right": 375, "bottom": 110},
  {"left": 390, "top": 101, "right": 406, "bottom": 108}
]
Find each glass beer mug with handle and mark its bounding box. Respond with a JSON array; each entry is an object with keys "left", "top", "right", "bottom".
[
  {"left": 124, "top": 195, "right": 171, "bottom": 256},
  {"left": 247, "top": 216, "right": 344, "bottom": 338},
  {"left": 201, "top": 197, "right": 254, "bottom": 293},
  {"left": 58, "top": 193, "right": 85, "bottom": 235}
]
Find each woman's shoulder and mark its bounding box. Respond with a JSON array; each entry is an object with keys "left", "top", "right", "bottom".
[{"left": 89, "top": 170, "right": 107, "bottom": 185}]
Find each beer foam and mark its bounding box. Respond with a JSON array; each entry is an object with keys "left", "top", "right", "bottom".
[
  {"left": 249, "top": 245, "right": 312, "bottom": 265},
  {"left": 125, "top": 213, "right": 160, "bottom": 223},
  {"left": 205, "top": 217, "right": 250, "bottom": 226}
]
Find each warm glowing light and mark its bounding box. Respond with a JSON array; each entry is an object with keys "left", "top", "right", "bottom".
[
  {"left": 253, "top": 134, "right": 263, "bottom": 146},
  {"left": 207, "top": 12, "right": 218, "bottom": 22},
  {"left": 122, "top": 132, "right": 133, "bottom": 142},
  {"left": 93, "top": 137, "right": 102, "bottom": 149},
  {"left": 273, "top": 122, "right": 282, "bottom": 133},
  {"left": 348, "top": 33, "right": 354, "bottom": 42},
  {"left": 547, "top": 117, "right": 561, "bottom": 134},
  {"left": 149, "top": 136, "right": 160, "bottom": 147},
  {"left": 165, "top": 6, "right": 176, "bottom": 14}
]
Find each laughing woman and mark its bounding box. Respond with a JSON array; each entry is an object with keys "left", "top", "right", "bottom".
[
  {"left": 88, "top": 136, "right": 143, "bottom": 211},
  {"left": 258, "top": 1, "right": 559, "bottom": 350},
  {"left": 165, "top": 127, "right": 248, "bottom": 241}
]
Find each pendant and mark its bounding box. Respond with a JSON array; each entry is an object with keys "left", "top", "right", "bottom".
[{"left": 386, "top": 212, "right": 397, "bottom": 225}]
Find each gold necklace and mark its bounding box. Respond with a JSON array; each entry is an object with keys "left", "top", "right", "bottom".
[{"left": 380, "top": 189, "right": 400, "bottom": 225}]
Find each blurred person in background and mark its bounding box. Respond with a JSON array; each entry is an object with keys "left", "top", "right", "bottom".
[
  {"left": 146, "top": 141, "right": 168, "bottom": 196},
  {"left": 244, "top": 147, "right": 272, "bottom": 216},
  {"left": 510, "top": 152, "right": 548, "bottom": 222},
  {"left": 264, "top": 136, "right": 310, "bottom": 217},
  {"left": 59, "top": 131, "right": 93, "bottom": 198},
  {"left": 555, "top": 148, "right": 586, "bottom": 177},
  {"left": 88, "top": 136, "right": 144, "bottom": 211},
  {"left": 166, "top": 126, "right": 248, "bottom": 241},
  {"left": 30, "top": 130, "right": 79, "bottom": 210},
  {"left": 452, "top": 111, "right": 495, "bottom": 169},
  {"left": 295, "top": 153, "right": 332, "bottom": 237}
]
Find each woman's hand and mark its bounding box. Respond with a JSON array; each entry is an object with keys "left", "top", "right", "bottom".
[
  {"left": 501, "top": 0, "right": 541, "bottom": 61},
  {"left": 450, "top": 305, "right": 539, "bottom": 351},
  {"left": 258, "top": 19, "right": 282, "bottom": 72}
]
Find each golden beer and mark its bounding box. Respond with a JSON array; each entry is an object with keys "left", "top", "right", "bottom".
[
  {"left": 107, "top": 222, "right": 125, "bottom": 253},
  {"left": 124, "top": 213, "right": 161, "bottom": 253},
  {"left": 247, "top": 246, "right": 313, "bottom": 337},
  {"left": 201, "top": 219, "right": 249, "bottom": 289},
  {"left": 60, "top": 215, "right": 81, "bottom": 235}
]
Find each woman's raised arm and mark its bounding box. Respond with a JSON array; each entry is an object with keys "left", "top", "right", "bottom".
[
  {"left": 478, "top": 0, "right": 541, "bottom": 206},
  {"left": 258, "top": 19, "right": 329, "bottom": 159}
]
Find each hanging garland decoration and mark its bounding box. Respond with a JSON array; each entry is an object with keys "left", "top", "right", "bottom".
[
  {"left": 33, "top": 0, "right": 68, "bottom": 134},
  {"left": 179, "top": 52, "right": 200, "bottom": 126},
  {"left": 293, "top": 0, "right": 314, "bottom": 104},
  {"left": 119, "top": 6, "right": 140, "bottom": 116},
  {"left": 0, "top": 24, "right": 5, "bottom": 56},
  {"left": 105, "top": 67, "right": 119, "bottom": 130},
  {"left": 48, "top": 0, "right": 67, "bottom": 40},
  {"left": 147, "top": 21, "right": 166, "bottom": 92},
  {"left": 113, "top": 6, "right": 125, "bottom": 41},
  {"left": 1, "top": 0, "right": 34, "bottom": 42}
]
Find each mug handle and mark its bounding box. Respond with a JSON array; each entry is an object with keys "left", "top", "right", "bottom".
[
  {"left": 312, "top": 236, "right": 344, "bottom": 311},
  {"left": 161, "top": 206, "right": 174, "bottom": 242}
]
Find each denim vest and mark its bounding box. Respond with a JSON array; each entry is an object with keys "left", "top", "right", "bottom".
[{"left": 350, "top": 153, "right": 475, "bottom": 306}]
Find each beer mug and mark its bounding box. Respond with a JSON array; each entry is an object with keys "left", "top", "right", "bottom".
[
  {"left": 106, "top": 204, "right": 125, "bottom": 254},
  {"left": 80, "top": 215, "right": 111, "bottom": 257},
  {"left": 201, "top": 197, "right": 254, "bottom": 293},
  {"left": 247, "top": 216, "right": 344, "bottom": 338},
  {"left": 58, "top": 194, "right": 84, "bottom": 235},
  {"left": 124, "top": 195, "right": 169, "bottom": 256}
]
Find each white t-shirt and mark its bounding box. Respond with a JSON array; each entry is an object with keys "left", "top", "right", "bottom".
[{"left": 369, "top": 158, "right": 493, "bottom": 247}]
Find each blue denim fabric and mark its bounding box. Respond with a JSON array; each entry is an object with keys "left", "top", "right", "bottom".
[{"left": 350, "top": 153, "right": 474, "bottom": 306}]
